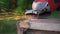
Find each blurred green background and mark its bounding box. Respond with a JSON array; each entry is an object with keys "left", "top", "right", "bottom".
[
  {"left": 0, "top": 20, "right": 17, "bottom": 34},
  {"left": 0, "top": 0, "right": 12, "bottom": 12},
  {"left": 0, "top": 0, "right": 34, "bottom": 12}
]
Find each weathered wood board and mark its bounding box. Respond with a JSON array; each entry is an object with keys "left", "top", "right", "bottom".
[
  {"left": 17, "top": 19, "right": 60, "bottom": 34},
  {"left": 20, "top": 19, "right": 60, "bottom": 31}
]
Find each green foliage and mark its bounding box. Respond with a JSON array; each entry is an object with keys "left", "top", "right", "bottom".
[
  {"left": 14, "top": 7, "right": 25, "bottom": 16},
  {"left": 15, "top": 0, "right": 34, "bottom": 15},
  {"left": 0, "top": 0, "right": 12, "bottom": 12},
  {"left": 0, "top": 20, "right": 17, "bottom": 33},
  {"left": 47, "top": 11, "right": 60, "bottom": 18}
]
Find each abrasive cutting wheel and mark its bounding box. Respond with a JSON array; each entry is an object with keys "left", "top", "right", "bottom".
[{"left": 25, "top": 13, "right": 48, "bottom": 19}]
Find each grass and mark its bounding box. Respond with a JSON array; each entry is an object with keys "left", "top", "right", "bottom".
[
  {"left": 0, "top": 32, "right": 17, "bottom": 34},
  {"left": 0, "top": 20, "right": 17, "bottom": 34},
  {"left": 47, "top": 11, "right": 60, "bottom": 18}
]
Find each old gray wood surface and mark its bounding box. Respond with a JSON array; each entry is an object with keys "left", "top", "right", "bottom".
[{"left": 22, "top": 19, "right": 60, "bottom": 31}]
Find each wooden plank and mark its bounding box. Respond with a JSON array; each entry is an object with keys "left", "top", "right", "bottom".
[{"left": 20, "top": 19, "right": 60, "bottom": 32}]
